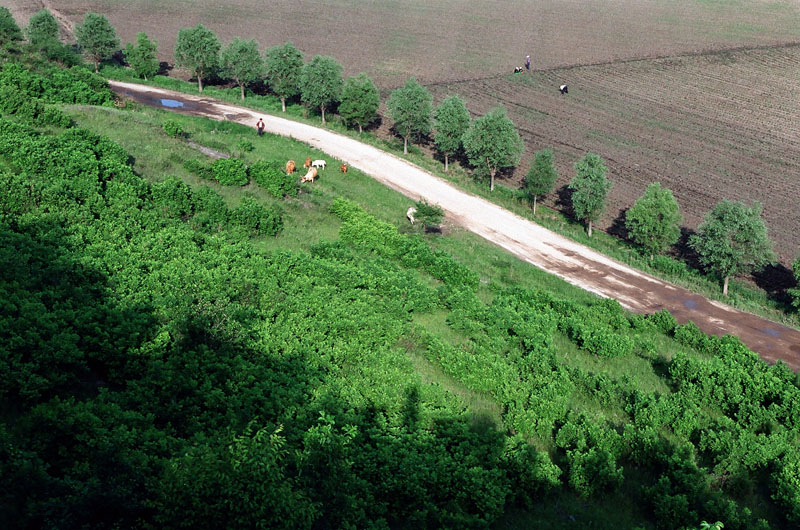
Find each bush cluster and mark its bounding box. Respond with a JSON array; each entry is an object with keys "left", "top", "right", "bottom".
[
  {"left": 249, "top": 160, "right": 297, "bottom": 198},
  {"left": 212, "top": 157, "right": 248, "bottom": 186}
]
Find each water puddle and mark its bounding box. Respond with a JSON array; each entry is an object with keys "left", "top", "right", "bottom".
[
  {"left": 683, "top": 299, "right": 697, "bottom": 309},
  {"left": 763, "top": 328, "right": 780, "bottom": 338},
  {"left": 160, "top": 99, "right": 184, "bottom": 108}
]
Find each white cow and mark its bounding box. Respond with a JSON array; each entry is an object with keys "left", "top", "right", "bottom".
[
  {"left": 311, "top": 159, "right": 326, "bottom": 170},
  {"left": 406, "top": 207, "right": 417, "bottom": 225}
]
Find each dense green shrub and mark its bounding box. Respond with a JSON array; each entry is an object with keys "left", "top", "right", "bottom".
[
  {"left": 150, "top": 176, "right": 194, "bottom": 219},
  {"left": 162, "top": 119, "right": 184, "bottom": 138},
  {"left": 212, "top": 157, "right": 248, "bottom": 186},
  {"left": 231, "top": 195, "right": 283, "bottom": 235},
  {"left": 648, "top": 308, "right": 678, "bottom": 334},
  {"left": 652, "top": 254, "right": 689, "bottom": 276},
  {"left": 249, "top": 160, "right": 297, "bottom": 198},
  {"left": 674, "top": 321, "right": 712, "bottom": 352}
]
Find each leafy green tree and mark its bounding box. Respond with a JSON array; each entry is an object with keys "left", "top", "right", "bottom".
[
  {"left": 299, "top": 55, "right": 343, "bottom": 124},
  {"left": 462, "top": 105, "right": 524, "bottom": 191},
  {"left": 0, "top": 6, "right": 23, "bottom": 46},
  {"left": 339, "top": 73, "right": 379, "bottom": 133},
  {"left": 523, "top": 148, "right": 558, "bottom": 215},
  {"left": 124, "top": 32, "right": 159, "bottom": 80},
  {"left": 75, "top": 13, "right": 120, "bottom": 73},
  {"left": 790, "top": 256, "right": 800, "bottom": 310},
  {"left": 689, "top": 199, "right": 775, "bottom": 296},
  {"left": 434, "top": 95, "right": 470, "bottom": 172},
  {"left": 25, "top": 9, "right": 58, "bottom": 47},
  {"left": 569, "top": 153, "right": 612, "bottom": 236},
  {"left": 387, "top": 77, "right": 432, "bottom": 155},
  {"left": 174, "top": 24, "right": 221, "bottom": 92},
  {"left": 265, "top": 41, "right": 304, "bottom": 112},
  {"left": 221, "top": 37, "right": 263, "bottom": 100},
  {"left": 625, "top": 182, "right": 682, "bottom": 259}
]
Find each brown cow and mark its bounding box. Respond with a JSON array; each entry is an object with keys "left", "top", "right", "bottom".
[
  {"left": 304, "top": 156, "right": 312, "bottom": 169},
  {"left": 300, "top": 167, "right": 318, "bottom": 183},
  {"left": 286, "top": 160, "right": 296, "bottom": 175},
  {"left": 340, "top": 163, "right": 348, "bottom": 174}
]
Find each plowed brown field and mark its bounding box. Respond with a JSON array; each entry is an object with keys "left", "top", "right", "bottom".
[{"left": 429, "top": 45, "right": 800, "bottom": 262}]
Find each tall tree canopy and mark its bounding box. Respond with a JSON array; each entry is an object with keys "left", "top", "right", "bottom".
[
  {"left": 25, "top": 9, "right": 58, "bottom": 47},
  {"left": 75, "top": 12, "right": 119, "bottom": 73},
  {"left": 569, "top": 153, "right": 612, "bottom": 237},
  {"left": 387, "top": 77, "right": 433, "bottom": 155},
  {"left": 625, "top": 182, "right": 682, "bottom": 259},
  {"left": 462, "top": 105, "right": 523, "bottom": 191},
  {"left": 339, "top": 73, "right": 379, "bottom": 133},
  {"left": 790, "top": 256, "right": 800, "bottom": 310},
  {"left": 523, "top": 148, "right": 558, "bottom": 215},
  {"left": 299, "top": 55, "right": 343, "bottom": 124},
  {"left": 124, "top": 32, "right": 159, "bottom": 80},
  {"left": 0, "top": 6, "right": 23, "bottom": 46},
  {"left": 265, "top": 41, "right": 304, "bottom": 112},
  {"left": 221, "top": 37, "right": 263, "bottom": 100},
  {"left": 433, "top": 95, "right": 470, "bottom": 172},
  {"left": 174, "top": 24, "right": 220, "bottom": 92},
  {"left": 689, "top": 199, "right": 775, "bottom": 296}
]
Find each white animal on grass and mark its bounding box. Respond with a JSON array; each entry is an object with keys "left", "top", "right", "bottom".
[
  {"left": 406, "top": 206, "right": 417, "bottom": 224},
  {"left": 311, "top": 159, "right": 326, "bottom": 170}
]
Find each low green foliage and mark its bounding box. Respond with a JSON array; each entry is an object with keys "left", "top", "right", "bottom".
[
  {"left": 212, "top": 157, "right": 248, "bottom": 186},
  {"left": 249, "top": 160, "right": 297, "bottom": 198},
  {"left": 161, "top": 118, "right": 184, "bottom": 138},
  {"left": 231, "top": 195, "right": 283, "bottom": 235}
]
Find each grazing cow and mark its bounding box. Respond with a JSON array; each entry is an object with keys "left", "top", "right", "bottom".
[
  {"left": 286, "top": 160, "right": 296, "bottom": 175},
  {"left": 340, "top": 163, "right": 348, "bottom": 174},
  {"left": 301, "top": 167, "right": 318, "bottom": 183},
  {"left": 514, "top": 66, "right": 522, "bottom": 73},
  {"left": 406, "top": 206, "right": 417, "bottom": 225},
  {"left": 312, "top": 159, "right": 326, "bottom": 170},
  {"left": 559, "top": 84, "right": 568, "bottom": 95},
  {"left": 304, "top": 156, "right": 312, "bottom": 168}
]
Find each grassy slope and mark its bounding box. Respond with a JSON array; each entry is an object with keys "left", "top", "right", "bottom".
[{"left": 65, "top": 102, "right": 780, "bottom": 528}]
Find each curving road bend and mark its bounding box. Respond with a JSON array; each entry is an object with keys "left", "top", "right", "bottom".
[{"left": 110, "top": 81, "right": 800, "bottom": 368}]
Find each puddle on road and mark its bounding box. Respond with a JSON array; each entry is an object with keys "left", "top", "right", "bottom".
[
  {"left": 683, "top": 299, "right": 698, "bottom": 309},
  {"left": 161, "top": 99, "right": 184, "bottom": 108},
  {"left": 763, "top": 328, "right": 781, "bottom": 338}
]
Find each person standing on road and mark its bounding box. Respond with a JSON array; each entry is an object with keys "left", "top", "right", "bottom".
[
  {"left": 256, "top": 118, "right": 265, "bottom": 136},
  {"left": 525, "top": 55, "right": 531, "bottom": 70}
]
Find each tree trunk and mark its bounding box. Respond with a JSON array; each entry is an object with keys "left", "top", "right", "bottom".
[
  {"left": 281, "top": 97, "right": 286, "bottom": 112},
  {"left": 404, "top": 136, "right": 408, "bottom": 154},
  {"left": 723, "top": 275, "right": 729, "bottom": 296},
  {"left": 321, "top": 105, "right": 326, "bottom": 124},
  {"left": 533, "top": 195, "right": 537, "bottom": 215},
  {"left": 358, "top": 123, "right": 363, "bottom": 133},
  {"left": 94, "top": 59, "right": 99, "bottom": 73},
  {"left": 445, "top": 153, "right": 449, "bottom": 172},
  {"left": 588, "top": 220, "right": 593, "bottom": 237},
  {"left": 198, "top": 75, "right": 203, "bottom": 92},
  {"left": 490, "top": 166, "right": 496, "bottom": 191},
  {"left": 240, "top": 82, "right": 245, "bottom": 100}
]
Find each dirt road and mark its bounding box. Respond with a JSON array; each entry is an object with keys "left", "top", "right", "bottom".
[{"left": 110, "top": 81, "right": 800, "bottom": 368}]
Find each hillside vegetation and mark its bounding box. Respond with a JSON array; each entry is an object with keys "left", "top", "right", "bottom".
[{"left": 2, "top": 53, "right": 800, "bottom": 529}]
